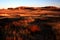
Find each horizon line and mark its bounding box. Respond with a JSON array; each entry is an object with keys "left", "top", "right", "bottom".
[{"left": 0, "top": 5, "right": 60, "bottom": 9}]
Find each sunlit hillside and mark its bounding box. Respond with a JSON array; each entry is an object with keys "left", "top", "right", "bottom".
[{"left": 0, "top": 6, "right": 60, "bottom": 18}]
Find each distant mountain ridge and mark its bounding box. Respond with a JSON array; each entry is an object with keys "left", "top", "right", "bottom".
[
  {"left": 7, "top": 6, "right": 60, "bottom": 10},
  {"left": 0, "top": 6, "right": 60, "bottom": 18}
]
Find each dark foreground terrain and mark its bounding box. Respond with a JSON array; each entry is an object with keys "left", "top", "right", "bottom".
[{"left": 0, "top": 16, "right": 60, "bottom": 40}]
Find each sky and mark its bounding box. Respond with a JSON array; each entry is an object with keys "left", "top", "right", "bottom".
[{"left": 0, "top": 0, "right": 60, "bottom": 8}]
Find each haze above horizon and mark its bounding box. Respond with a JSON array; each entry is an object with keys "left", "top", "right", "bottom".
[{"left": 0, "top": 0, "right": 60, "bottom": 9}]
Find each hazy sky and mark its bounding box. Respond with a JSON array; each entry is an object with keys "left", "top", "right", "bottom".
[{"left": 0, "top": 0, "right": 60, "bottom": 8}]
